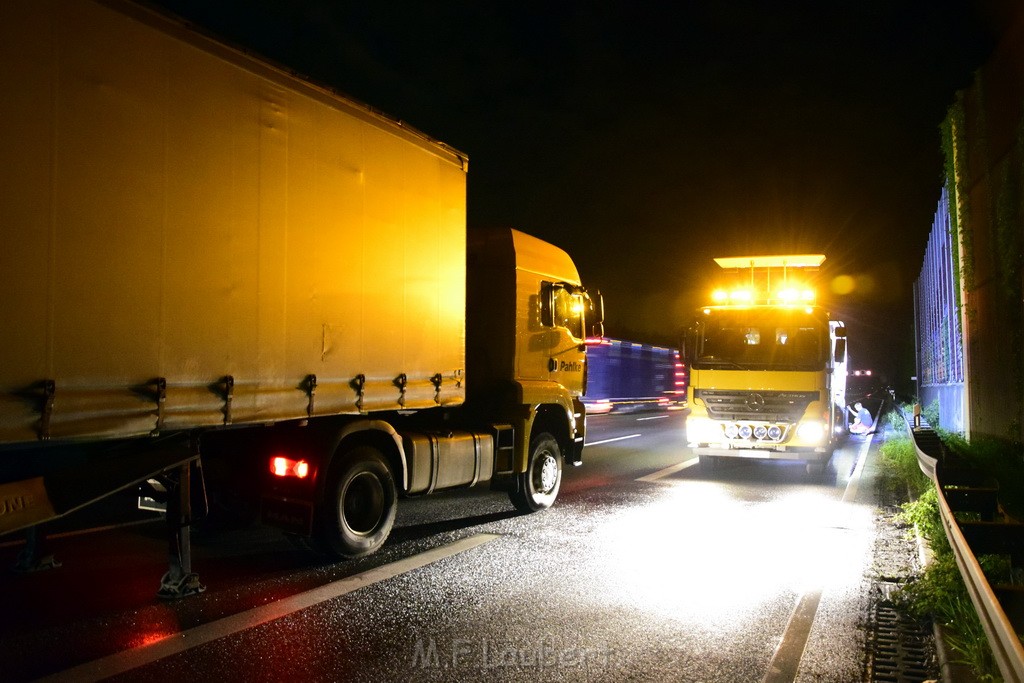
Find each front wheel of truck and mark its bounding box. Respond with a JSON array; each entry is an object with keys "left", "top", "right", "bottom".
[
  {"left": 509, "top": 432, "right": 562, "bottom": 513},
  {"left": 318, "top": 446, "right": 397, "bottom": 558}
]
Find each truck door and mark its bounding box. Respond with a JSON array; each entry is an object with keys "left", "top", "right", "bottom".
[{"left": 540, "top": 282, "right": 587, "bottom": 393}]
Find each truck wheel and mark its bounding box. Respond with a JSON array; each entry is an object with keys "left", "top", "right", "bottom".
[
  {"left": 509, "top": 432, "right": 562, "bottom": 513},
  {"left": 806, "top": 462, "right": 827, "bottom": 476},
  {"left": 318, "top": 446, "right": 397, "bottom": 558}
]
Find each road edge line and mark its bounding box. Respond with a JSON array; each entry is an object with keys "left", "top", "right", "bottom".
[
  {"left": 40, "top": 533, "right": 501, "bottom": 683},
  {"left": 761, "top": 434, "right": 874, "bottom": 682}
]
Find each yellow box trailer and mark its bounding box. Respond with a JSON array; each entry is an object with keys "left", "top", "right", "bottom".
[{"left": 0, "top": 0, "right": 601, "bottom": 596}]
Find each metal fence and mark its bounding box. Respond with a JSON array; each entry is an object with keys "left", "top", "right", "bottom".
[{"left": 914, "top": 184, "right": 964, "bottom": 431}]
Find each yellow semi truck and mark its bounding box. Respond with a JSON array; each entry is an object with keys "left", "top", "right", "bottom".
[
  {"left": 0, "top": 0, "right": 601, "bottom": 596},
  {"left": 681, "top": 255, "right": 847, "bottom": 474}
]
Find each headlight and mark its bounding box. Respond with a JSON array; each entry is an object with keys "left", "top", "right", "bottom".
[
  {"left": 724, "top": 423, "right": 739, "bottom": 438},
  {"left": 687, "top": 416, "right": 721, "bottom": 443},
  {"left": 796, "top": 420, "right": 825, "bottom": 443},
  {"left": 738, "top": 424, "right": 753, "bottom": 439},
  {"left": 754, "top": 425, "right": 768, "bottom": 439},
  {"left": 768, "top": 425, "right": 783, "bottom": 440}
]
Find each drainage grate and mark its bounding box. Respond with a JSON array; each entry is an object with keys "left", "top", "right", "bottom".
[{"left": 864, "top": 582, "right": 938, "bottom": 682}]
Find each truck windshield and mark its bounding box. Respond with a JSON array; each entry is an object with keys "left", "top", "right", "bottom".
[{"left": 694, "top": 310, "right": 825, "bottom": 371}]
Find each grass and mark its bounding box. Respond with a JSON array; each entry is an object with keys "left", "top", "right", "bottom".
[
  {"left": 899, "top": 401, "right": 1024, "bottom": 679},
  {"left": 897, "top": 486, "right": 949, "bottom": 555},
  {"left": 941, "top": 431, "right": 1024, "bottom": 522},
  {"left": 893, "top": 550, "right": 1016, "bottom": 682},
  {"left": 875, "top": 417, "right": 1005, "bottom": 680},
  {"left": 878, "top": 434, "right": 930, "bottom": 499}
]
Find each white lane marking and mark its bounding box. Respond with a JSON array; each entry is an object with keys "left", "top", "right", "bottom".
[
  {"left": 841, "top": 434, "right": 873, "bottom": 505},
  {"left": 40, "top": 533, "right": 501, "bottom": 683},
  {"left": 587, "top": 434, "right": 641, "bottom": 446},
  {"left": 762, "top": 434, "right": 873, "bottom": 683},
  {"left": 636, "top": 457, "right": 700, "bottom": 482},
  {"left": 636, "top": 415, "right": 669, "bottom": 421},
  {"left": 763, "top": 590, "right": 823, "bottom": 682}
]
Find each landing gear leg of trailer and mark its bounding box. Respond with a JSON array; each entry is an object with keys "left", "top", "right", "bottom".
[
  {"left": 11, "top": 526, "right": 61, "bottom": 573},
  {"left": 157, "top": 460, "right": 207, "bottom": 600}
]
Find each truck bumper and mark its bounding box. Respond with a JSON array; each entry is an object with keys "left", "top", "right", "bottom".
[{"left": 694, "top": 446, "right": 830, "bottom": 463}]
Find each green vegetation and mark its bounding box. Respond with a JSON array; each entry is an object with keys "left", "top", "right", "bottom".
[
  {"left": 935, "top": 590, "right": 1000, "bottom": 683},
  {"left": 942, "top": 432, "right": 1024, "bottom": 522},
  {"left": 885, "top": 408, "right": 907, "bottom": 434},
  {"left": 940, "top": 95, "right": 969, "bottom": 319},
  {"left": 893, "top": 551, "right": 1012, "bottom": 682},
  {"left": 877, "top": 433, "right": 930, "bottom": 499},
  {"left": 897, "top": 486, "right": 949, "bottom": 555},
  {"left": 922, "top": 399, "right": 940, "bottom": 431},
  {"left": 877, "top": 421, "right": 1012, "bottom": 679}
]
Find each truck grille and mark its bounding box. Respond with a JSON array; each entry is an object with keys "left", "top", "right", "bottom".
[{"left": 695, "top": 389, "right": 820, "bottom": 422}]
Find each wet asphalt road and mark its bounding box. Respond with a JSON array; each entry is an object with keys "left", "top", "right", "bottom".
[{"left": 0, "top": 410, "right": 883, "bottom": 682}]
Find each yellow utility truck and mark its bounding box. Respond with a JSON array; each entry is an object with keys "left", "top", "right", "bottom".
[
  {"left": 681, "top": 255, "right": 847, "bottom": 474},
  {"left": 0, "top": 0, "right": 601, "bottom": 596}
]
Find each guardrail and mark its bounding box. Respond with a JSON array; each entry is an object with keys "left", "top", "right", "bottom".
[{"left": 905, "top": 415, "right": 1024, "bottom": 682}]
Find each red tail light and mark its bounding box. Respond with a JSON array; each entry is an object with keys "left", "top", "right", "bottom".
[{"left": 270, "top": 456, "right": 311, "bottom": 479}]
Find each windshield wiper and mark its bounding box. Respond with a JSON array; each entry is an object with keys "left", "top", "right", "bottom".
[{"left": 697, "top": 357, "right": 746, "bottom": 370}]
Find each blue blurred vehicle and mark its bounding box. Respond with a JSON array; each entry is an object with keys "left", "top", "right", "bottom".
[{"left": 583, "top": 338, "right": 687, "bottom": 414}]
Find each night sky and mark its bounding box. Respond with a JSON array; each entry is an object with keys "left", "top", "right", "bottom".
[{"left": 148, "top": 0, "right": 1004, "bottom": 384}]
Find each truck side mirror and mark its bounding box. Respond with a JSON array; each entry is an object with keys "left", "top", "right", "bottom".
[
  {"left": 833, "top": 338, "right": 846, "bottom": 363},
  {"left": 586, "top": 291, "right": 605, "bottom": 338},
  {"left": 680, "top": 327, "right": 697, "bottom": 365},
  {"left": 540, "top": 282, "right": 554, "bottom": 327}
]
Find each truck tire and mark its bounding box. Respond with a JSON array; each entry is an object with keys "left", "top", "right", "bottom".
[
  {"left": 509, "top": 432, "right": 562, "bottom": 513},
  {"left": 699, "top": 455, "right": 719, "bottom": 470},
  {"left": 806, "top": 462, "right": 827, "bottom": 475},
  {"left": 318, "top": 446, "right": 397, "bottom": 558}
]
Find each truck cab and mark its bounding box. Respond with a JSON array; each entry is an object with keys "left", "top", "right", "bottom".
[
  {"left": 466, "top": 229, "right": 598, "bottom": 482},
  {"left": 681, "top": 255, "right": 847, "bottom": 473}
]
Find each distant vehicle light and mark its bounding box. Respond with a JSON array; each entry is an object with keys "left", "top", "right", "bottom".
[
  {"left": 270, "top": 456, "right": 311, "bottom": 479},
  {"left": 585, "top": 399, "right": 614, "bottom": 415}
]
